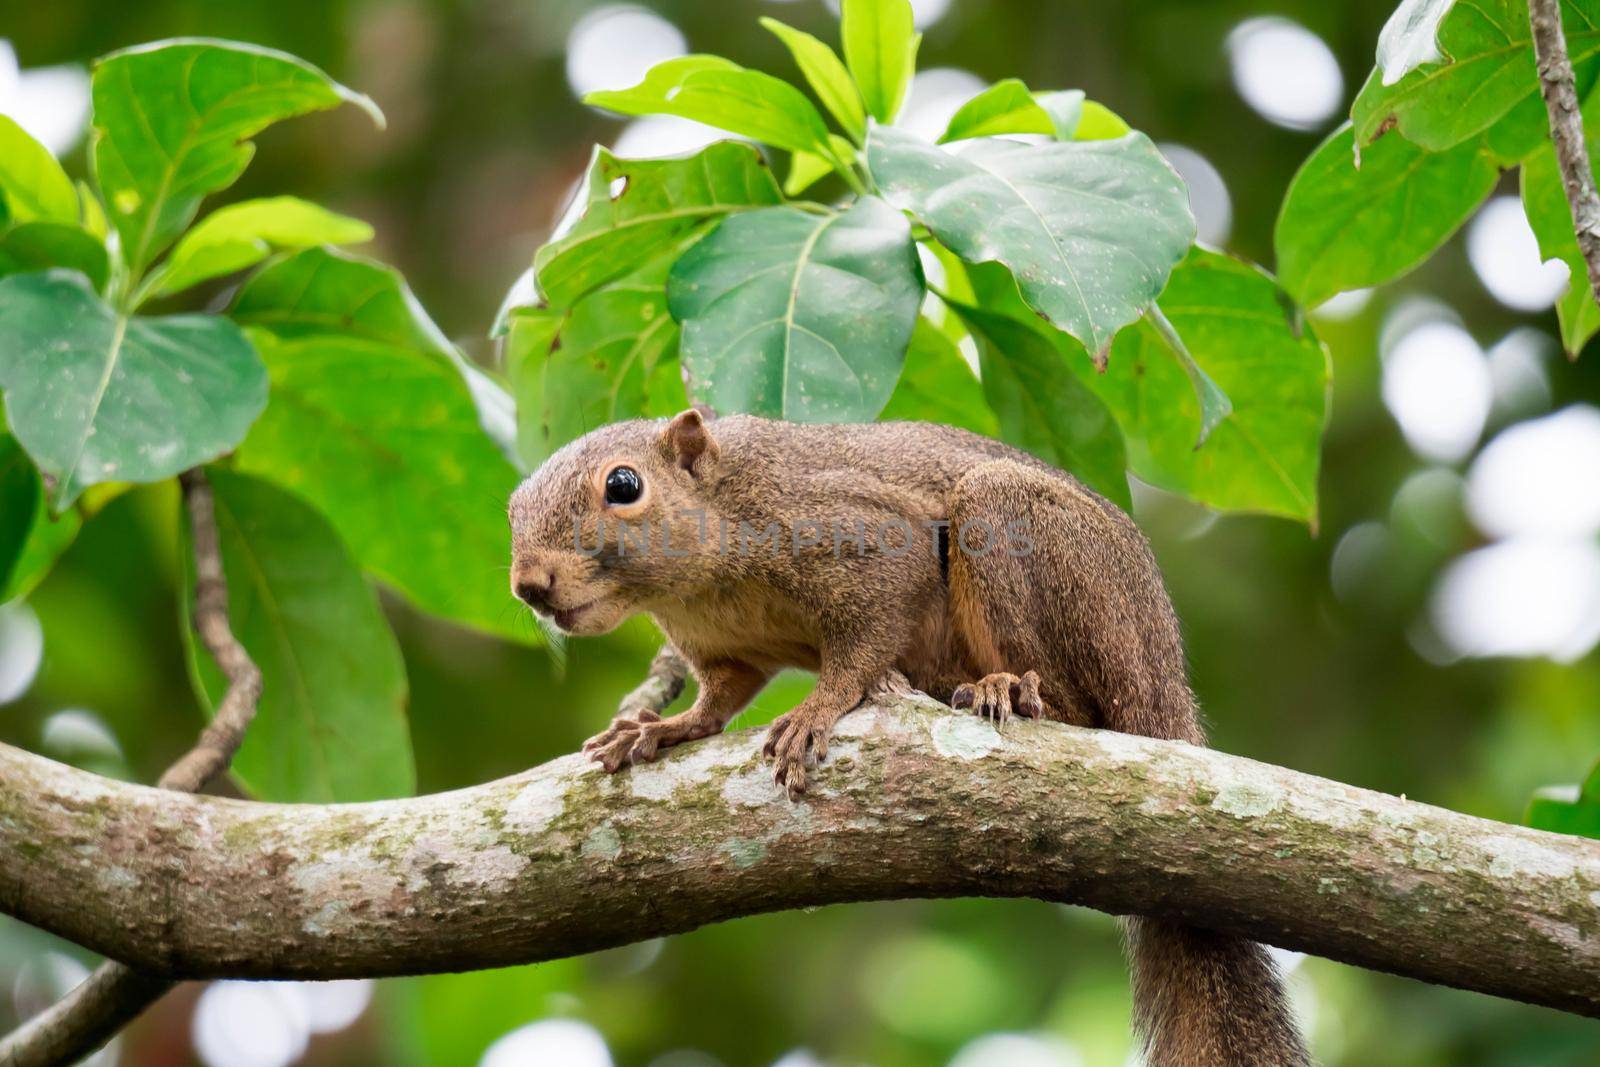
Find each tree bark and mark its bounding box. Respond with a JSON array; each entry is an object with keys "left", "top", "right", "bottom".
[
  {"left": 1530, "top": 0, "right": 1600, "bottom": 318},
  {"left": 2, "top": 696, "right": 1598, "bottom": 1018}
]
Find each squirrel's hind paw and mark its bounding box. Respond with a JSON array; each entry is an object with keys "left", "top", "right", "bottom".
[{"left": 951, "top": 670, "right": 1043, "bottom": 726}]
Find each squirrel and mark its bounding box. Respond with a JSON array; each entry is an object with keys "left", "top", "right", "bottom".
[{"left": 508, "top": 409, "right": 1311, "bottom": 1067}]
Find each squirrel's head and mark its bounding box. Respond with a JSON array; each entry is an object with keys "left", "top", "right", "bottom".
[{"left": 507, "top": 408, "right": 724, "bottom": 635}]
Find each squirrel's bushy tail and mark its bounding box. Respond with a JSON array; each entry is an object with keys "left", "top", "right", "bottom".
[{"left": 1125, "top": 918, "right": 1311, "bottom": 1067}]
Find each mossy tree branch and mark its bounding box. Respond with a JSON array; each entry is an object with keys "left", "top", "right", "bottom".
[{"left": 1, "top": 697, "right": 1598, "bottom": 1034}]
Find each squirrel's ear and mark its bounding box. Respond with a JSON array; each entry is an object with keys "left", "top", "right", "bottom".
[{"left": 661, "top": 408, "right": 719, "bottom": 475}]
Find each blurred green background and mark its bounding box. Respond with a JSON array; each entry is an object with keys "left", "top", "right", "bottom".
[{"left": 4, "top": 0, "right": 1600, "bottom": 1064}]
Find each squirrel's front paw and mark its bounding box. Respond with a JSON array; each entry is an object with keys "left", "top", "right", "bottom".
[
  {"left": 762, "top": 712, "right": 833, "bottom": 800},
  {"left": 582, "top": 710, "right": 664, "bottom": 772},
  {"left": 951, "top": 670, "right": 1043, "bottom": 726}
]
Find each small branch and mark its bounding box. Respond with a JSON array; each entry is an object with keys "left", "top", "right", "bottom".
[
  {"left": 2, "top": 699, "right": 1598, "bottom": 1017},
  {"left": 616, "top": 643, "right": 690, "bottom": 719},
  {"left": 0, "top": 469, "right": 264, "bottom": 1067},
  {"left": 1531, "top": 0, "right": 1600, "bottom": 316}
]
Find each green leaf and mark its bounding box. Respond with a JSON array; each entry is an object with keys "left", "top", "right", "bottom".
[
  {"left": 868, "top": 125, "right": 1195, "bottom": 359},
  {"left": 0, "top": 222, "right": 111, "bottom": 291},
  {"left": 0, "top": 115, "right": 77, "bottom": 224},
  {"left": 786, "top": 136, "right": 857, "bottom": 197},
  {"left": 879, "top": 318, "right": 998, "bottom": 436},
  {"left": 0, "top": 434, "right": 38, "bottom": 592},
  {"left": 1523, "top": 140, "right": 1600, "bottom": 355},
  {"left": 761, "top": 17, "right": 867, "bottom": 141},
  {"left": 1144, "top": 303, "right": 1233, "bottom": 447},
  {"left": 1275, "top": 123, "right": 1498, "bottom": 308},
  {"left": 92, "top": 38, "right": 383, "bottom": 275},
  {"left": 148, "top": 196, "right": 373, "bottom": 299},
  {"left": 1073, "top": 100, "right": 1132, "bottom": 141},
  {"left": 585, "top": 56, "right": 834, "bottom": 156},
  {"left": 512, "top": 246, "right": 690, "bottom": 468},
  {"left": 952, "top": 302, "right": 1130, "bottom": 509},
  {"left": 1351, "top": 0, "right": 1600, "bottom": 150},
  {"left": 667, "top": 196, "right": 923, "bottom": 422},
  {"left": 1526, "top": 784, "right": 1600, "bottom": 839},
  {"left": 842, "top": 0, "right": 920, "bottom": 124},
  {"left": 1093, "top": 249, "right": 1328, "bottom": 523},
  {"left": 939, "top": 79, "right": 1053, "bottom": 142},
  {"left": 231, "top": 251, "right": 528, "bottom": 642},
  {"left": 184, "top": 469, "right": 413, "bottom": 802},
  {"left": 0, "top": 270, "right": 267, "bottom": 509},
  {"left": 0, "top": 496, "right": 80, "bottom": 605},
  {"left": 535, "top": 142, "right": 782, "bottom": 309}
]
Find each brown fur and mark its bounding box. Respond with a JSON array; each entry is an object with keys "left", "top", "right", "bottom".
[{"left": 508, "top": 412, "right": 1310, "bottom": 1066}]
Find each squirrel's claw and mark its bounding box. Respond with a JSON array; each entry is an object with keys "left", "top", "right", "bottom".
[
  {"left": 952, "top": 670, "right": 1043, "bottom": 727},
  {"left": 583, "top": 710, "right": 664, "bottom": 772},
  {"left": 763, "top": 711, "right": 831, "bottom": 799}
]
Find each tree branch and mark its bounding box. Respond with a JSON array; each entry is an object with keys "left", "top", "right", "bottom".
[
  {"left": 1531, "top": 0, "right": 1600, "bottom": 319},
  {"left": 2, "top": 698, "right": 1597, "bottom": 1021},
  {"left": 0, "top": 469, "right": 264, "bottom": 1067}
]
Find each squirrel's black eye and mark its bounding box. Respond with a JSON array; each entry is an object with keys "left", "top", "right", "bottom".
[{"left": 604, "top": 465, "right": 643, "bottom": 505}]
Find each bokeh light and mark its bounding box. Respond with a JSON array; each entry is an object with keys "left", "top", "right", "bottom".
[
  {"left": 1159, "top": 143, "right": 1232, "bottom": 246},
  {"left": 1381, "top": 318, "right": 1492, "bottom": 463},
  {"left": 947, "top": 1032, "right": 1083, "bottom": 1067},
  {"left": 564, "top": 6, "right": 686, "bottom": 100},
  {"left": 897, "top": 67, "right": 984, "bottom": 141},
  {"left": 1226, "top": 18, "right": 1343, "bottom": 130},
  {"left": 192, "top": 980, "right": 373, "bottom": 1067},
  {"left": 0, "top": 602, "right": 43, "bottom": 705},
  {"left": 0, "top": 39, "right": 90, "bottom": 155},
  {"left": 1466, "top": 405, "right": 1600, "bottom": 540},
  {"left": 1430, "top": 539, "right": 1600, "bottom": 662},
  {"left": 1467, "top": 197, "right": 1569, "bottom": 311},
  {"left": 480, "top": 1019, "right": 613, "bottom": 1067}
]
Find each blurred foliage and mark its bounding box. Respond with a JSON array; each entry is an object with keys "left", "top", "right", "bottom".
[{"left": 2, "top": 1, "right": 1600, "bottom": 1066}]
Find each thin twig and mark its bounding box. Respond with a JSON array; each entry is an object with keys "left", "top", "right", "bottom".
[
  {"left": 0, "top": 468, "right": 263, "bottom": 1067},
  {"left": 1530, "top": 0, "right": 1600, "bottom": 333}
]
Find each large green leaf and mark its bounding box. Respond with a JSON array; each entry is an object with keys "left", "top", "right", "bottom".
[
  {"left": 229, "top": 250, "right": 528, "bottom": 642},
  {"left": 585, "top": 56, "right": 836, "bottom": 157},
  {"left": 0, "top": 222, "right": 111, "bottom": 291},
  {"left": 1275, "top": 123, "right": 1498, "bottom": 307},
  {"left": 1351, "top": 0, "right": 1600, "bottom": 150},
  {"left": 233, "top": 329, "right": 528, "bottom": 643},
  {"left": 512, "top": 245, "right": 692, "bottom": 468},
  {"left": 1523, "top": 141, "right": 1600, "bottom": 355},
  {"left": 879, "top": 318, "right": 998, "bottom": 436},
  {"left": 231, "top": 246, "right": 518, "bottom": 459},
  {"left": 1093, "top": 249, "right": 1328, "bottom": 523},
  {"left": 147, "top": 195, "right": 373, "bottom": 299},
  {"left": 0, "top": 270, "right": 266, "bottom": 509},
  {"left": 761, "top": 17, "right": 867, "bottom": 142},
  {"left": 92, "top": 39, "right": 382, "bottom": 274},
  {"left": 0, "top": 115, "right": 78, "bottom": 225},
  {"left": 842, "top": 0, "right": 920, "bottom": 124},
  {"left": 952, "top": 303, "right": 1130, "bottom": 509},
  {"left": 868, "top": 125, "right": 1194, "bottom": 359},
  {"left": 535, "top": 142, "right": 782, "bottom": 309},
  {"left": 0, "top": 434, "right": 37, "bottom": 592},
  {"left": 184, "top": 469, "right": 413, "bottom": 802},
  {"left": 667, "top": 196, "right": 922, "bottom": 421}
]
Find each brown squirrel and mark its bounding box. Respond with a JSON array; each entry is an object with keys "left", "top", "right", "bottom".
[{"left": 508, "top": 409, "right": 1311, "bottom": 1067}]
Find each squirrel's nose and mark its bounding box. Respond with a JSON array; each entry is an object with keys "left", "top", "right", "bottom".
[{"left": 513, "top": 570, "right": 554, "bottom": 610}]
